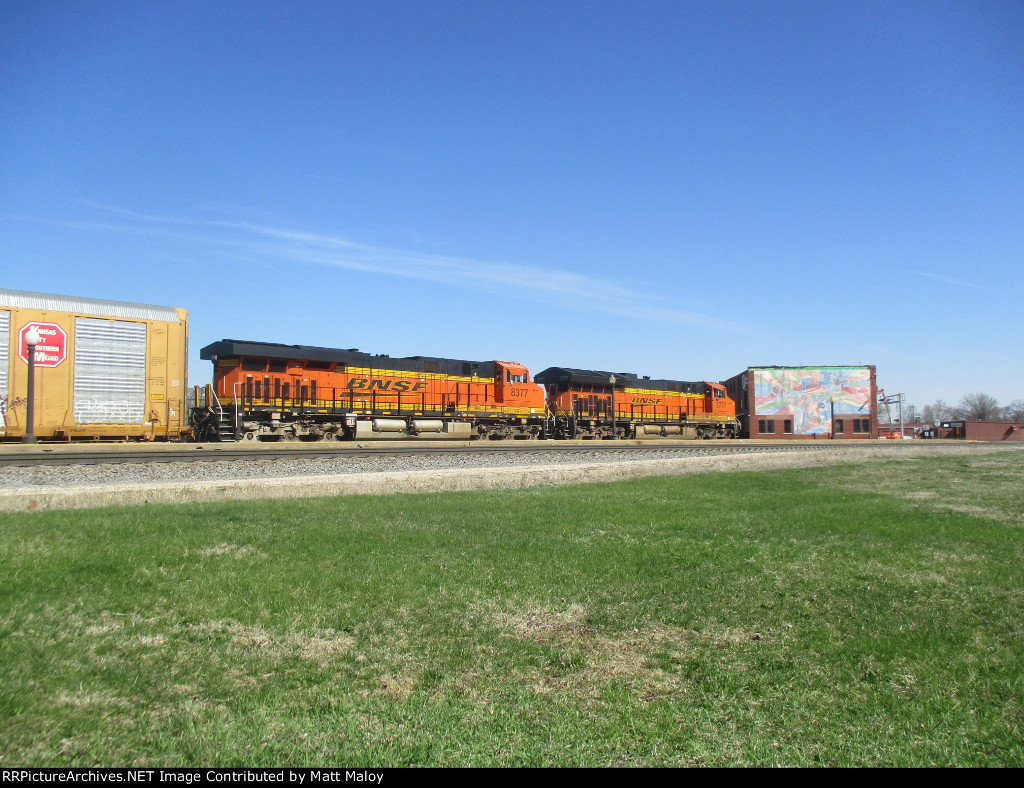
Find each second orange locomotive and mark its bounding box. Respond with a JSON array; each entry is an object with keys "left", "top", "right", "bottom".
[{"left": 535, "top": 367, "right": 739, "bottom": 440}]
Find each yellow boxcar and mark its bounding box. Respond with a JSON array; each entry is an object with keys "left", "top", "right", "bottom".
[{"left": 0, "top": 289, "right": 188, "bottom": 441}]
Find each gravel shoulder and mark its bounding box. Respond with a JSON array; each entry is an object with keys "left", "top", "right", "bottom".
[{"left": 2, "top": 442, "right": 1019, "bottom": 512}]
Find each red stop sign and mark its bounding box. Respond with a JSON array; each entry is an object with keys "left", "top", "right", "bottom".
[{"left": 18, "top": 322, "right": 68, "bottom": 368}]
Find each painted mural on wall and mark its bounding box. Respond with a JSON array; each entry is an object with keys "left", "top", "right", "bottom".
[{"left": 754, "top": 368, "right": 872, "bottom": 435}]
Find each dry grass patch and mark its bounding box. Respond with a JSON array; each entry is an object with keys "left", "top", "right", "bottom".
[
  {"left": 61, "top": 613, "right": 358, "bottom": 674},
  {"left": 185, "top": 620, "right": 357, "bottom": 665},
  {"left": 483, "top": 601, "right": 780, "bottom": 702},
  {"left": 194, "top": 543, "right": 257, "bottom": 558},
  {"left": 55, "top": 689, "right": 131, "bottom": 710},
  {"left": 376, "top": 673, "right": 417, "bottom": 700}
]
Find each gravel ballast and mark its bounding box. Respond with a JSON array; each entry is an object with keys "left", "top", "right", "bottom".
[{"left": 1, "top": 442, "right": 1017, "bottom": 512}]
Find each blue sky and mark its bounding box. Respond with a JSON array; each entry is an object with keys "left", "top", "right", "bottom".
[{"left": 2, "top": 0, "right": 1022, "bottom": 408}]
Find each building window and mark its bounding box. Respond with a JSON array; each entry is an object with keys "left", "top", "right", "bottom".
[
  {"left": 861, "top": 418, "right": 870, "bottom": 433},
  {"left": 784, "top": 419, "right": 792, "bottom": 434},
  {"left": 835, "top": 419, "right": 844, "bottom": 434},
  {"left": 758, "top": 419, "right": 767, "bottom": 434},
  {"left": 766, "top": 419, "right": 775, "bottom": 434}
]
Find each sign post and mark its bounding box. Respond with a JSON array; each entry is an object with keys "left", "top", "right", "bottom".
[{"left": 21, "top": 326, "right": 40, "bottom": 443}]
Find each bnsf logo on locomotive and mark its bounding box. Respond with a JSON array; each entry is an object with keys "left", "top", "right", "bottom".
[
  {"left": 631, "top": 397, "right": 663, "bottom": 405},
  {"left": 346, "top": 378, "right": 429, "bottom": 392}
]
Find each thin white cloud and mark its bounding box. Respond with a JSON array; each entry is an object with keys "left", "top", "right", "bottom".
[
  {"left": 71, "top": 203, "right": 752, "bottom": 333},
  {"left": 910, "top": 269, "right": 997, "bottom": 293}
]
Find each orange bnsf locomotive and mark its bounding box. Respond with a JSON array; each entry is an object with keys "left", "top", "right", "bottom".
[
  {"left": 190, "top": 339, "right": 548, "bottom": 441},
  {"left": 534, "top": 367, "right": 740, "bottom": 440},
  {"left": 189, "top": 339, "right": 739, "bottom": 442}
]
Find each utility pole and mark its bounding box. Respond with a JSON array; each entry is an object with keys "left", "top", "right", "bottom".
[{"left": 878, "top": 389, "right": 906, "bottom": 439}]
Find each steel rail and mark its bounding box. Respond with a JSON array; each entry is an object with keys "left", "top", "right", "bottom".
[{"left": 0, "top": 440, "right": 906, "bottom": 468}]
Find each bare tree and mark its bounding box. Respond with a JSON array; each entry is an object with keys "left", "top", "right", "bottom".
[
  {"left": 922, "top": 400, "right": 956, "bottom": 424},
  {"left": 1003, "top": 400, "right": 1024, "bottom": 422},
  {"left": 955, "top": 392, "right": 1001, "bottom": 421}
]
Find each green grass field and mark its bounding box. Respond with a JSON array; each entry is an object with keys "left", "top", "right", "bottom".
[{"left": 1, "top": 450, "right": 1022, "bottom": 767}]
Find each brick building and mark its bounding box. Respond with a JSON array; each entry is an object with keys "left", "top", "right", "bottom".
[
  {"left": 922, "top": 421, "right": 1024, "bottom": 441},
  {"left": 722, "top": 366, "right": 878, "bottom": 439}
]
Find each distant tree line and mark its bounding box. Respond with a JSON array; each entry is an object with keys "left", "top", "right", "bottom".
[{"left": 879, "top": 393, "right": 1024, "bottom": 424}]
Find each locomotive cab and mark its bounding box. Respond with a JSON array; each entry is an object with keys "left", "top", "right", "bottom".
[
  {"left": 493, "top": 361, "right": 545, "bottom": 409},
  {"left": 705, "top": 382, "right": 732, "bottom": 417}
]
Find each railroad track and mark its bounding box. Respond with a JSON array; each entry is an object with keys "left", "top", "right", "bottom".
[{"left": 0, "top": 440, "right": 897, "bottom": 468}]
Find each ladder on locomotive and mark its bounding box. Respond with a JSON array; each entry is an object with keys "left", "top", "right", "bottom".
[{"left": 211, "top": 388, "right": 237, "bottom": 442}]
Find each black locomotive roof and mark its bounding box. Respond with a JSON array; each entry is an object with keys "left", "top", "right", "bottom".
[
  {"left": 200, "top": 340, "right": 497, "bottom": 377},
  {"left": 632, "top": 378, "right": 704, "bottom": 394},
  {"left": 534, "top": 367, "right": 633, "bottom": 387},
  {"left": 534, "top": 367, "right": 704, "bottom": 394}
]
